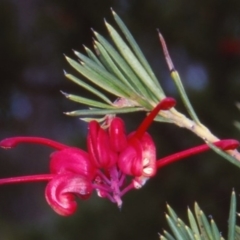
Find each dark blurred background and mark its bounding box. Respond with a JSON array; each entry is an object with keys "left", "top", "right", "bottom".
[{"left": 0, "top": 0, "right": 240, "bottom": 239}]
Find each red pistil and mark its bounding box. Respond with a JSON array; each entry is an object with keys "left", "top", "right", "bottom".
[
  {"left": 157, "top": 139, "right": 239, "bottom": 168},
  {"left": 133, "top": 98, "right": 176, "bottom": 140},
  {"left": 0, "top": 137, "right": 69, "bottom": 150},
  {"left": 0, "top": 174, "right": 55, "bottom": 185}
]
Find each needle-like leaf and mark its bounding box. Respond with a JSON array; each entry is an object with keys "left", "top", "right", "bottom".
[
  {"left": 111, "top": 9, "right": 162, "bottom": 89},
  {"left": 64, "top": 106, "right": 143, "bottom": 116},
  {"left": 64, "top": 71, "right": 112, "bottom": 104},
  {"left": 105, "top": 20, "right": 165, "bottom": 100},
  {"left": 93, "top": 31, "right": 154, "bottom": 101},
  {"left": 61, "top": 92, "right": 115, "bottom": 109},
  {"left": 228, "top": 190, "right": 236, "bottom": 240}
]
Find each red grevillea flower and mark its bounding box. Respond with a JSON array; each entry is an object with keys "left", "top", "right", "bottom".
[{"left": 0, "top": 97, "right": 239, "bottom": 216}]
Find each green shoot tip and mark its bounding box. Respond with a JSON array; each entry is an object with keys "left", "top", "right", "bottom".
[{"left": 60, "top": 90, "right": 69, "bottom": 97}]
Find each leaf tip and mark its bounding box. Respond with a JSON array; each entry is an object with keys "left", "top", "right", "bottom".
[
  {"left": 63, "top": 111, "right": 71, "bottom": 116},
  {"left": 91, "top": 28, "right": 97, "bottom": 36},
  {"left": 110, "top": 7, "right": 116, "bottom": 15},
  {"left": 104, "top": 19, "right": 110, "bottom": 29},
  {"left": 64, "top": 55, "right": 71, "bottom": 62},
  {"left": 73, "top": 50, "right": 81, "bottom": 58},
  {"left": 60, "top": 90, "right": 69, "bottom": 98},
  {"left": 83, "top": 45, "right": 88, "bottom": 52}
]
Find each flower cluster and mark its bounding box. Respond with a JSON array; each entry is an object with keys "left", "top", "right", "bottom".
[{"left": 0, "top": 97, "right": 239, "bottom": 216}]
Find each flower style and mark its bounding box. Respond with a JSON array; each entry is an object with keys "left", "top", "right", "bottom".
[{"left": 0, "top": 97, "right": 239, "bottom": 216}]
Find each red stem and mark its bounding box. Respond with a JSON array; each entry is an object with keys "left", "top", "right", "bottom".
[
  {"left": 0, "top": 137, "right": 69, "bottom": 150},
  {"left": 0, "top": 174, "right": 55, "bottom": 185},
  {"left": 157, "top": 139, "right": 239, "bottom": 168},
  {"left": 133, "top": 98, "right": 176, "bottom": 139}
]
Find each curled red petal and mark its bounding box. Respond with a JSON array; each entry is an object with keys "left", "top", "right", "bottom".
[
  {"left": 87, "top": 121, "right": 100, "bottom": 165},
  {"left": 118, "top": 138, "right": 143, "bottom": 176},
  {"left": 109, "top": 117, "right": 128, "bottom": 152},
  {"left": 118, "top": 131, "right": 156, "bottom": 178},
  {"left": 88, "top": 121, "right": 99, "bottom": 142},
  {"left": 88, "top": 121, "right": 117, "bottom": 168},
  {"left": 50, "top": 147, "right": 96, "bottom": 180},
  {"left": 97, "top": 126, "right": 117, "bottom": 168},
  {"left": 139, "top": 133, "right": 157, "bottom": 177},
  {"left": 45, "top": 174, "right": 93, "bottom": 216}
]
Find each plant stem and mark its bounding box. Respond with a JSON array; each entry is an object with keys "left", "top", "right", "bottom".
[{"left": 159, "top": 108, "right": 240, "bottom": 161}]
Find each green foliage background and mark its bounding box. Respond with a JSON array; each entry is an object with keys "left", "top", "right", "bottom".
[{"left": 0, "top": 0, "right": 239, "bottom": 239}]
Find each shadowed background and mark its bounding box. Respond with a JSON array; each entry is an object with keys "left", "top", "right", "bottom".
[{"left": 0, "top": 0, "right": 240, "bottom": 239}]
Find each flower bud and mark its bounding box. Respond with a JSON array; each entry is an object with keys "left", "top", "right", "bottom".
[
  {"left": 118, "top": 138, "right": 143, "bottom": 177},
  {"left": 88, "top": 121, "right": 117, "bottom": 168},
  {"left": 109, "top": 117, "right": 127, "bottom": 152}
]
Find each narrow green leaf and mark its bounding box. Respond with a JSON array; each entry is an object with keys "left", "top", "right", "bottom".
[
  {"left": 64, "top": 72, "right": 112, "bottom": 104},
  {"left": 79, "top": 116, "right": 107, "bottom": 123},
  {"left": 105, "top": 21, "right": 165, "bottom": 100},
  {"left": 112, "top": 9, "right": 162, "bottom": 89},
  {"left": 166, "top": 207, "right": 189, "bottom": 239},
  {"left": 198, "top": 210, "right": 213, "bottom": 240},
  {"left": 74, "top": 49, "right": 105, "bottom": 70},
  {"left": 158, "top": 33, "right": 200, "bottom": 123},
  {"left": 193, "top": 233, "right": 201, "bottom": 240},
  {"left": 65, "top": 106, "right": 143, "bottom": 116},
  {"left": 185, "top": 225, "right": 195, "bottom": 240},
  {"left": 159, "top": 236, "right": 168, "bottom": 240},
  {"left": 83, "top": 45, "right": 105, "bottom": 68},
  {"left": 160, "top": 233, "right": 169, "bottom": 240},
  {"left": 93, "top": 31, "right": 154, "bottom": 101},
  {"left": 177, "top": 219, "right": 191, "bottom": 240},
  {"left": 167, "top": 204, "right": 178, "bottom": 221},
  {"left": 61, "top": 92, "right": 115, "bottom": 109},
  {"left": 235, "top": 225, "right": 240, "bottom": 235},
  {"left": 170, "top": 71, "right": 200, "bottom": 124},
  {"left": 177, "top": 218, "right": 188, "bottom": 230},
  {"left": 235, "top": 226, "right": 240, "bottom": 240},
  {"left": 187, "top": 207, "right": 200, "bottom": 237},
  {"left": 163, "top": 229, "right": 176, "bottom": 240},
  {"left": 73, "top": 50, "right": 135, "bottom": 97},
  {"left": 166, "top": 214, "right": 185, "bottom": 240},
  {"left": 93, "top": 40, "right": 139, "bottom": 93},
  {"left": 228, "top": 190, "right": 236, "bottom": 240},
  {"left": 93, "top": 42, "right": 113, "bottom": 72},
  {"left": 65, "top": 56, "right": 131, "bottom": 98},
  {"left": 206, "top": 141, "right": 240, "bottom": 169},
  {"left": 194, "top": 203, "right": 210, "bottom": 239},
  {"left": 210, "top": 219, "right": 220, "bottom": 240}
]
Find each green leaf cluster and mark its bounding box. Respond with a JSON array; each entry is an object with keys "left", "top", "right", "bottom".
[
  {"left": 160, "top": 191, "right": 239, "bottom": 240},
  {"left": 64, "top": 9, "right": 167, "bottom": 120}
]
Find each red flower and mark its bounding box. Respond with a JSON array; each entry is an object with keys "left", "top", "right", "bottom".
[{"left": 0, "top": 97, "right": 239, "bottom": 216}]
